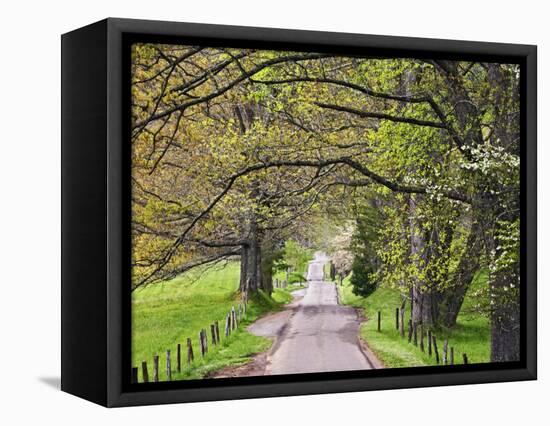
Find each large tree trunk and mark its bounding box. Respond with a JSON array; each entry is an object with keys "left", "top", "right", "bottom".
[
  {"left": 439, "top": 220, "right": 483, "bottom": 327},
  {"left": 486, "top": 200, "right": 520, "bottom": 362},
  {"left": 434, "top": 62, "right": 520, "bottom": 360},
  {"left": 239, "top": 220, "right": 277, "bottom": 296},
  {"left": 239, "top": 219, "right": 261, "bottom": 294},
  {"left": 488, "top": 232, "right": 520, "bottom": 363},
  {"left": 260, "top": 240, "right": 274, "bottom": 295},
  {"left": 401, "top": 71, "right": 441, "bottom": 328},
  {"left": 235, "top": 103, "right": 266, "bottom": 297},
  {"left": 491, "top": 271, "right": 520, "bottom": 362},
  {"left": 409, "top": 195, "right": 442, "bottom": 327},
  {"left": 412, "top": 290, "right": 443, "bottom": 327},
  {"left": 486, "top": 64, "right": 520, "bottom": 362},
  {"left": 409, "top": 201, "right": 437, "bottom": 327},
  {"left": 239, "top": 243, "right": 249, "bottom": 293}
]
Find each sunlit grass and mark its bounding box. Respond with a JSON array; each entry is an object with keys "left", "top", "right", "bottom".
[
  {"left": 132, "top": 261, "right": 294, "bottom": 381},
  {"left": 339, "top": 271, "right": 490, "bottom": 368}
]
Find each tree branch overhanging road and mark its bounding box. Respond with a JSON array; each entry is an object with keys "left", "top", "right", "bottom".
[{"left": 131, "top": 45, "right": 521, "bottom": 362}]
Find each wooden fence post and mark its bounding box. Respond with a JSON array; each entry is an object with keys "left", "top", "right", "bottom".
[
  {"left": 166, "top": 350, "right": 172, "bottom": 381},
  {"left": 419, "top": 325, "right": 425, "bottom": 352},
  {"left": 450, "top": 347, "right": 455, "bottom": 365},
  {"left": 399, "top": 306, "right": 405, "bottom": 338},
  {"left": 202, "top": 328, "right": 208, "bottom": 352},
  {"left": 432, "top": 335, "right": 440, "bottom": 364},
  {"left": 407, "top": 319, "right": 413, "bottom": 343},
  {"left": 131, "top": 367, "right": 138, "bottom": 384},
  {"left": 231, "top": 306, "right": 238, "bottom": 329},
  {"left": 463, "top": 353, "right": 469, "bottom": 364},
  {"left": 377, "top": 311, "right": 381, "bottom": 332},
  {"left": 177, "top": 343, "right": 181, "bottom": 372},
  {"left": 443, "top": 340, "right": 448, "bottom": 365},
  {"left": 395, "top": 308, "right": 399, "bottom": 330},
  {"left": 187, "top": 338, "right": 194, "bottom": 364},
  {"left": 142, "top": 361, "right": 149, "bottom": 383},
  {"left": 215, "top": 321, "right": 220, "bottom": 343},
  {"left": 153, "top": 355, "right": 159, "bottom": 382},
  {"left": 225, "top": 313, "right": 230, "bottom": 337},
  {"left": 413, "top": 323, "right": 418, "bottom": 346},
  {"left": 199, "top": 330, "right": 205, "bottom": 357},
  {"left": 428, "top": 330, "right": 432, "bottom": 356},
  {"left": 211, "top": 324, "right": 217, "bottom": 345}
]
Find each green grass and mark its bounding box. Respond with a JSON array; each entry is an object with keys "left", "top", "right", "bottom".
[
  {"left": 272, "top": 283, "right": 307, "bottom": 304},
  {"left": 272, "top": 243, "right": 314, "bottom": 285},
  {"left": 132, "top": 262, "right": 295, "bottom": 381},
  {"left": 339, "top": 271, "right": 490, "bottom": 368},
  {"left": 273, "top": 269, "right": 308, "bottom": 285}
]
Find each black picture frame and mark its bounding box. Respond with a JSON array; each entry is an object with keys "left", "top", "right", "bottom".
[{"left": 61, "top": 17, "right": 537, "bottom": 407}]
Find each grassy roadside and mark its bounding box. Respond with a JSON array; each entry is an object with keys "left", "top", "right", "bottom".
[
  {"left": 272, "top": 283, "right": 307, "bottom": 304},
  {"left": 272, "top": 269, "right": 309, "bottom": 286},
  {"left": 132, "top": 261, "right": 298, "bottom": 381},
  {"left": 338, "top": 271, "right": 490, "bottom": 368}
]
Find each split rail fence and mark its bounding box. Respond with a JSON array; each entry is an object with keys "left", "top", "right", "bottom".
[{"left": 131, "top": 300, "right": 248, "bottom": 383}]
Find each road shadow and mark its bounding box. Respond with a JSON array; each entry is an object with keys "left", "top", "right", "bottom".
[{"left": 38, "top": 376, "right": 61, "bottom": 390}]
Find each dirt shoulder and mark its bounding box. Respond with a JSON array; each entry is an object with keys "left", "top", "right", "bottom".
[{"left": 208, "top": 292, "right": 303, "bottom": 378}]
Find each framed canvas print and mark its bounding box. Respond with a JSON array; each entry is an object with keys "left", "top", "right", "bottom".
[{"left": 61, "top": 18, "right": 537, "bottom": 407}]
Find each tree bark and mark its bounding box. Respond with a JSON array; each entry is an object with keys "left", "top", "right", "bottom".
[
  {"left": 239, "top": 243, "right": 249, "bottom": 293},
  {"left": 259, "top": 239, "right": 276, "bottom": 295},
  {"left": 484, "top": 199, "right": 520, "bottom": 362},
  {"left": 491, "top": 272, "right": 520, "bottom": 362},
  {"left": 403, "top": 72, "right": 441, "bottom": 328},
  {"left": 439, "top": 220, "right": 483, "bottom": 327},
  {"left": 409, "top": 194, "right": 440, "bottom": 326},
  {"left": 239, "top": 218, "right": 261, "bottom": 294}
]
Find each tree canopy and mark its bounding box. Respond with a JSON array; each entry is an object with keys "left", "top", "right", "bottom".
[{"left": 131, "top": 43, "right": 520, "bottom": 362}]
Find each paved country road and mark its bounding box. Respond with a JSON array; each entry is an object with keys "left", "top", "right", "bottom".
[{"left": 249, "top": 252, "right": 378, "bottom": 375}]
